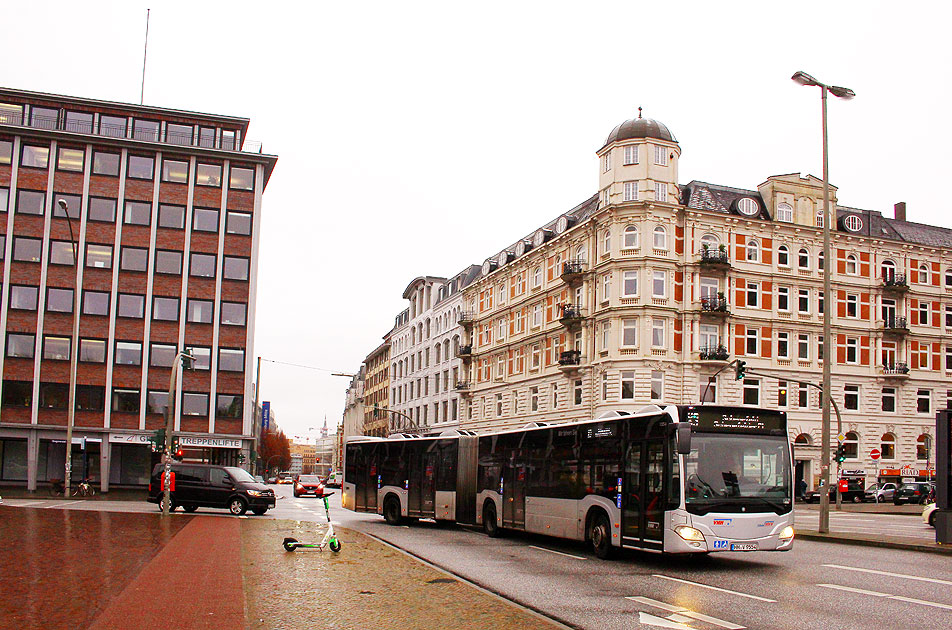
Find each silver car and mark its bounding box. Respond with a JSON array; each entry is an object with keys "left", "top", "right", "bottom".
[{"left": 864, "top": 482, "right": 898, "bottom": 503}]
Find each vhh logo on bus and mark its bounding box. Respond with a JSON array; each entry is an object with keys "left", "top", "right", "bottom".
[{"left": 712, "top": 519, "right": 732, "bottom": 526}]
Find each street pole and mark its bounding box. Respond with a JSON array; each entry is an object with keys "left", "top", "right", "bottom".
[
  {"left": 58, "top": 199, "right": 80, "bottom": 497},
  {"left": 162, "top": 350, "right": 194, "bottom": 516},
  {"left": 792, "top": 71, "right": 854, "bottom": 533}
]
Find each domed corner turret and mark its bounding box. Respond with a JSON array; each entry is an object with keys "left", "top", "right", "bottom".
[{"left": 597, "top": 108, "right": 681, "bottom": 208}]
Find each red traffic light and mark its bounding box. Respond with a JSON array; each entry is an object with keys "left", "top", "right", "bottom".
[{"left": 175, "top": 449, "right": 184, "bottom": 458}]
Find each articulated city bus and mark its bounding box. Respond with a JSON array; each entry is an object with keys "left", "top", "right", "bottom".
[{"left": 342, "top": 404, "right": 794, "bottom": 556}]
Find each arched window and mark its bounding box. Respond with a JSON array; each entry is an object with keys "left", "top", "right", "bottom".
[
  {"left": 434, "top": 344, "right": 441, "bottom": 363},
  {"left": 624, "top": 225, "right": 639, "bottom": 249},
  {"left": 603, "top": 229, "right": 611, "bottom": 255},
  {"left": 746, "top": 239, "right": 759, "bottom": 262},
  {"left": 575, "top": 244, "right": 587, "bottom": 263},
  {"left": 919, "top": 264, "right": 929, "bottom": 284},
  {"left": 917, "top": 434, "right": 932, "bottom": 461},
  {"left": 777, "top": 202, "right": 793, "bottom": 222},
  {"left": 653, "top": 225, "right": 666, "bottom": 249},
  {"left": 452, "top": 335, "right": 460, "bottom": 355},
  {"left": 443, "top": 339, "right": 450, "bottom": 359},
  {"left": 700, "top": 233, "right": 718, "bottom": 250},
  {"left": 778, "top": 245, "right": 789, "bottom": 267},
  {"left": 843, "top": 431, "right": 859, "bottom": 459},
  {"left": 846, "top": 254, "right": 858, "bottom": 275},
  {"left": 881, "top": 433, "right": 896, "bottom": 460},
  {"left": 798, "top": 248, "right": 810, "bottom": 269},
  {"left": 818, "top": 251, "right": 825, "bottom": 271},
  {"left": 532, "top": 266, "right": 542, "bottom": 288},
  {"left": 410, "top": 328, "right": 416, "bottom": 345},
  {"left": 794, "top": 433, "right": 812, "bottom": 446},
  {"left": 881, "top": 260, "right": 896, "bottom": 281},
  {"left": 816, "top": 208, "right": 824, "bottom": 228}
]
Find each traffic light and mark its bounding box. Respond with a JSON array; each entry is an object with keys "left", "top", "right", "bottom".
[
  {"left": 181, "top": 348, "right": 195, "bottom": 370},
  {"left": 834, "top": 444, "right": 847, "bottom": 463},
  {"left": 150, "top": 428, "right": 167, "bottom": 453},
  {"left": 734, "top": 360, "right": 748, "bottom": 380},
  {"left": 171, "top": 436, "right": 183, "bottom": 459},
  {"left": 373, "top": 403, "right": 379, "bottom": 419}
]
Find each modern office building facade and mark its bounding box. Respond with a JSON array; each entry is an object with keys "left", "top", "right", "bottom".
[
  {"left": 0, "top": 87, "right": 276, "bottom": 490},
  {"left": 455, "top": 113, "right": 951, "bottom": 489}
]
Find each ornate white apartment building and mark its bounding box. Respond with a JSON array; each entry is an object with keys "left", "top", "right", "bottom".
[
  {"left": 456, "top": 113, "right": 952, "bottom": 489},
  {"left": 388, "top": 267, "right": 480, "bottom": 435}
]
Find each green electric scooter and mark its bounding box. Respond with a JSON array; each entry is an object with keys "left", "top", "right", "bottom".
[{"left": 283, "top": 491, "right": 341, "bottom": 553}]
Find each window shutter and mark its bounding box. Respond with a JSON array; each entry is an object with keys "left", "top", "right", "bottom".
[
  {"left": 735, "top": 280, "right": 746, "bottom": 307},
  {"left": 836, "top": 291, "right": 846, "bottom": 318},
  {"left": 860, "top": 294, "right": 870, "bottom": 320},
  {"left": 910, "top": 299, "right": 918, "bottom": 325},
  {"left": 762, "top": 238, "right": 773, "bottom": 265},
  {"left": 911, "top": 341, "right": 919, "bottom": 369},
  {"left": 734, "top": 324, "right": 745, "bottom": 356},
  {"left": 933, "top": 301, "right": 941, "bottom": 327},
  {"left": 932, "top": 262, "right": 941, "bottom": 286},
  {"left": 674, "top": 318, "right": 682, "bottom": 352},
  {"left": 836, "top": 334, "right": 846, "bottom": 364},
  {"left": 734, "top": 233, "right": 744, "bottom": 261},
  {"left": 761, "top": 326, "right": 772, "bottom": 357},
  {"left": 860, "top": 336, "right": 870, "bottom": 365},
  {"left": 932, "top": 342, "right": 940, "bottom": 370},
  {"left": 837, "top": 249, "right": 846, "bottom": 275},
  {"left": 762, "top": 281, "right": 773, "bottom": 310}
]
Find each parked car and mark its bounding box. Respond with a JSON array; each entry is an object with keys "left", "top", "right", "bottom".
[
  {"left": 864, "top": 482, "right": 898, "bottom": 503},
  {"left": 324, "top": 471, "right": 342, "bottom": 488},
  {"left": 276, "top": 472, "right": 293, "bottom": 484},
  {"left": 804, "top": 480, "right": 865, "bottom": 503},
  {"left": 293, "top": 475, "right": 325, "bottom": 498},
  {"left": 923, "top": 502, "right": 937, "bottom": 527},
  {"left": 147, "top": 463, "right": 276, "bottom": 515},
  {"left": 893, "top": 482, "right": 933, "bottom": 505}
]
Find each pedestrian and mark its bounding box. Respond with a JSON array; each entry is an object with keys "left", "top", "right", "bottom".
[{"left": 797, "top": 478, "right": 807, "bottom": 500}]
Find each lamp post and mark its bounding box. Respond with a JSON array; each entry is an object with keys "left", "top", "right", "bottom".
[
  {"left": 792, "top": 71, "right": 854, "bottom": 534},
  {"left": 57, "top": 198, "right": 81, "bottom": 496}
]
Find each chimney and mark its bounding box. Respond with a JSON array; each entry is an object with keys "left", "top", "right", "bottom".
[{"left": 894, "top": 202, "right": 906, "bottom": 222}]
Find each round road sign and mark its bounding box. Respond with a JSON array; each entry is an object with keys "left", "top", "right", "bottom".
[{"left": 870, "top": 448, "right": 881, "bottom": 460}]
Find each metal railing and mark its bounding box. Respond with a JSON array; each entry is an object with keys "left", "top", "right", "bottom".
[
  {"left": 560, "top": 304, "right": 583, "bottom": 319},
  {"left": 699, "top": 249, "right": 730, "bottom": 265},
  {"left": 561, "top": 261, "right": 586, "bottom": 276},
  {"left": 457, "top": 344, "right": 472, "bottom": 357},
  {"left": 882, "top": 363, "right": 909, "bottom": 375},
  {"left": 454, "top": 381, "right": 470, "bottom": 391},
  {"left": 558, "top": 350, "right": 582, "bottom": 366},
  {"left": 699, "top": 344, "right": 730, "bottom": 361},
  {"left": 700, "top": 296, "right": 729, "bottom": 312},
  {"left": 883, "top": 316, "right": 908, "bottom": 330},
  {"left": 458, "top": 310, "right": 476, "bottom": 324},
  {"left": 882, "top": 273, "right": 908, "bottom": 288}
]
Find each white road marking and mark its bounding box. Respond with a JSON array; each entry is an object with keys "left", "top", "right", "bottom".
[
  {"left": 652, "top": 575, "right": 777, "bottom": 603},
  {"left": 823, "top": 564, "right": 952, "bottom": 587},
  {"left": 637, "top": 612, "right": 694, "bottom": 629},
  {"left": 528, "top": 545, "right": 586, "bottom": 560},
  {"left": 817, "top": 584, "right": 952, "bottom": 611},
  {"left": 14, "top": 501, "right": 48, "bottom": 507},
  {"left": 629, "top": 596, "right": 746, "bottom": 629},
  {"left": 45, "top": 500, "right": 85, "bottom": 509}
]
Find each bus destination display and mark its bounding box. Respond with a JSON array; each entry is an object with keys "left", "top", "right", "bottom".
[{"left": 683, "top": 407, "right": 786, "bottom": 434}]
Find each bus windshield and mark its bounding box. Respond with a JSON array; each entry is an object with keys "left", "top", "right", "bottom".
[{"left": 684, "top": 433, "right": 791, "bottom": 514}]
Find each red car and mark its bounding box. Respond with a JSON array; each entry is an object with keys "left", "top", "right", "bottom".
[{"left": 293, "top": 475, "right": 325, "bottom": 498}]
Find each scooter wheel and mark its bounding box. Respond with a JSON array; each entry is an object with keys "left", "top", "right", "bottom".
[
  {"left": 283, "top": 537, "right": 299, "bottom": 552},
  {"left": 329, "top": 538, "right": 341, "bottom": 553}
]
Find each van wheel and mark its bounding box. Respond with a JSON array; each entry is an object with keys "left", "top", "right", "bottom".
[
  {"left": 383, "top": 496, "right": 403, "bottom": 525},
  {"left": 229, "top": 497, "right": 247, "bottom": 516},
  {"left": 852, "top": 495, "right": 862, "bottom": 503},
  {"left": 590, "top": 512, "right": 614, "bottom": 559},
  {"left": 483, "top": 502, "right": 501, "bottom": 538},
  {"left": 183, "top": 505, "right": 198, "bottom": 513}
]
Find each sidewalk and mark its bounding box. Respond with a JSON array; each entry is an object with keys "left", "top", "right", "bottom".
[{"left": 797, "top": 502, "right": 924, "bottom": 515}]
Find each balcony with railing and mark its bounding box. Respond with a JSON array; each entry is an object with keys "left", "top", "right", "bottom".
[
  {"left": 699, "top": 296, "right": 730, "bottom": 316},
  {"left": 558, "top": 304, "right": 584, "bottom": 328},
  {"left": 881, "top": 274, "right": 908, "bottom": 292},
  {"left": 558, "top": 350, "right": 582, "bottom": 374},
  {"left": 560, "top": 261, "right": 586, "bottom": 285},
  {"left": 698, "top": 344, "right": 730, "bottom": 361},
  {"left": 698, "top": 248, "right": 730, "bottom": 270},
  {"left": 456, "top": 344, "right": 473, "bottom": 361},
  {"left": 881, "top": 363, "right": 910, "bottom": 378},
  {"left": 454, "top": 381, "right": 471, "bottom": 392},
  {"left": 882, "top": 317, "right": 909, "bottom": 335},
  {"left": 458, "top": 310, "right": 476, "bottom": 327}
]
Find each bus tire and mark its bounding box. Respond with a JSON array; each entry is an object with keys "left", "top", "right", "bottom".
[
  {"left": 483, "top": 502, "right": 501, "bottom": 538},
  {"left": 590, "top": 512, "right": 614, "bottom": 559},
  {"left": 383, "top": 495, "right": 403, "bottom": 526}
]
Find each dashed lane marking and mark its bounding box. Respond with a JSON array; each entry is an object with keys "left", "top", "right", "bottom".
[
  {"left": 822, "top": 564, "right": 952, "bottom": 587},
  {"left": 817, "top": 584, "right": 952, "bottom": 611},
  {"left": 528, "top": 545, "right": 586, "bottom": 560},
  {"left": 652, "top": 575, "right": 777, "bottom": 603}
]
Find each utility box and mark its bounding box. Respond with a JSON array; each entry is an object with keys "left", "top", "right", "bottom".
[{"left": 937, "top": 410, "right": 951, "bottom": 545}]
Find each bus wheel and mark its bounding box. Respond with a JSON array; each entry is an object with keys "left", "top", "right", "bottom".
[
  {"left": 590, "top": 513, "right": 614, "bottom": 559},
  {"left": 483, "top": 502, "right": 501, "bottom": 538},
  {"left": 384, "top": 496, "right": 403, "bottom": 526}
]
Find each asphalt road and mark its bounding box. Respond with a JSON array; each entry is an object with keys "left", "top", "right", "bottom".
[{"left": 4, "top": 487, "right": 948, "bottom": 630}]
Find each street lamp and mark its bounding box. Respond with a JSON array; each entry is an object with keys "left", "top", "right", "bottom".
[
  {"left": 792, "top": 71, "right": 854, "bottom": 534},
  {"left": 57, "top": 198, "right": 81, "bottom": 497}
]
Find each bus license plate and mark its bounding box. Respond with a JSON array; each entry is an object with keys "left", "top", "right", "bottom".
[{"left": 730, "top": 543, "right": 758, "bottom": 551}]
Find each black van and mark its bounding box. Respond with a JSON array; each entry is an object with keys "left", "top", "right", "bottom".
[{"left": 148, "top": 463, "right": 276, "bottom": 515}]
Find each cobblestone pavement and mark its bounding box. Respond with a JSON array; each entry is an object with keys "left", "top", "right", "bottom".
[
  {"left": 0, "top": 505, "right": 191, "bottom": 629},
  {"left": 242, "top": 519, "right": 566, "bottom": 630}
]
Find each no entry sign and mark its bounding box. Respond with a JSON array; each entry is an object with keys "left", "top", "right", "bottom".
[{"left": 870, "top": 448, "right": 881, "bottom": 460}]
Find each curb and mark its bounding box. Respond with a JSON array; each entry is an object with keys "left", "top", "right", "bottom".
[
  {"left": 797, "top": 531, "right": 952, "bottom": 555},
  {"left": 360, "top": 530, "right": 580, "bottom": 630}
]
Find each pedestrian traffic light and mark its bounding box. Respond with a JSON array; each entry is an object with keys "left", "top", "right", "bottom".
[
  {"left": 373, "top": 403, "right": 379, "bottom": 419},
  {"left": 834, "top": 444, "right": 846, "bottom": 463},
  {"left": 171, "top": 436, "right": 183, "bottom": 459},
  {"left": 734, "top": 360, "right": 747, "bottom": 380},
  {"left": 181, "top": 348, "right": 195, "bottom": 370},
  {"left": 150, "top": 428, "right": 167, "bottom": 452}
]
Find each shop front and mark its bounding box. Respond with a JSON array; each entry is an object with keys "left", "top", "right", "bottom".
[
  {"left": 178, "top": 436, "right": 248, "bottom": 467},
  {"left": 878, "top": 464, "right": 937, "bottom": 484}
]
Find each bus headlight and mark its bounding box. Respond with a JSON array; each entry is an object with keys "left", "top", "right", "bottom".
[
  {"left": 779, "top": 526, "right": 795, "bottom": 540},
  {"left": 674, "top": 526, "right": 706, "bottom": 543}
]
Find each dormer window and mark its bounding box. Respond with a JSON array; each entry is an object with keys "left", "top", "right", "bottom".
[
  {"left": 737, "top": 198, "right": 759, "bottom": 217},
  {"left": 777, "top": 202, "right": 793, "bottom": 222},
  {"left": 815, "top": 209, "right": 824, "bottom": 228},
  {"left": 654, "top": 145, "right": 668, "bottom": 166},
  {"left": 624, "top": 145, "right": 639, "bottom": 165},
  {"left": 844, "top": 215, "right": 863, "bottom": 232}
]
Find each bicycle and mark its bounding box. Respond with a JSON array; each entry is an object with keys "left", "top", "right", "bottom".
[
  {"left": 74, "top": 479, "right": 96, "bottom": 497},
  {"left": 47, "top": 478, "right": 96, "bottom": 497}
]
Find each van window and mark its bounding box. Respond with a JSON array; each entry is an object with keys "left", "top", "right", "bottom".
[
  {"left": 175, "top": 466, "right": 208, "bottom": 483},
  {"left": 209, "top": 468, "right": 230, "bottom": 486}
]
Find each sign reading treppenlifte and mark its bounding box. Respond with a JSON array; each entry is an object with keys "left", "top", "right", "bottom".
[{"left": 179, "top": 436, "right": 242, "bottom": 449}]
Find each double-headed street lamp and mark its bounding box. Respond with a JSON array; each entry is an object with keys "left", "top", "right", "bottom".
[
  {"left": 791, "top": 71, "right": 854, "bottom": 534},
  {"left": 57, "top": 198, "right": 81, "bottom": 497}
]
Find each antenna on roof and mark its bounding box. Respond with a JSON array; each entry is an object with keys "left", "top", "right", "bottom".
[
  {"left": 140, "top": 9, "right": 150, "bottom": 105},
  {"left": 638, "top": 106, "right": 642, "bottom": 119}
]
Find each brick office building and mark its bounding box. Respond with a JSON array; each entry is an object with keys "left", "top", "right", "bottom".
[{"left": 0, "top": 87, "right": 276, "bottom": 490}]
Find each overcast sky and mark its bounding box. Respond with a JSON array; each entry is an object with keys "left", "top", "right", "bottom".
[{"left": 3, "top": 2, "right": 950, "bottom": 441}]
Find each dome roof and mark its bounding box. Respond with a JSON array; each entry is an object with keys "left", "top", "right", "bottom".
[{"left": 603, "top": 112, "right": 677, "bottom": 148}]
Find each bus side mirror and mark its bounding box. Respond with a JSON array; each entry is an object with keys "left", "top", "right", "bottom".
[{"left": 676, "top": 423, "right": 692, "bottom": 455}]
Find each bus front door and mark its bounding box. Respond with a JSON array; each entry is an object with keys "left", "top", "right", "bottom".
[
  {"left": 622, "top": 442, "right": 643, "bottom": 545},
  {"left": 623, "top": 439, "right": 665, "bottom": 549},
  {"left": 643, "top": 439, "right": 665, "bottom": 546},
  {"left": 502, "top": 465, "right": 526, "bottom": 528}
]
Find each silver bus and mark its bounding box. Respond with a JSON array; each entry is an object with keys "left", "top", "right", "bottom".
[{"left": 342, "top": 404, "right": 794, "bottom": 556}]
